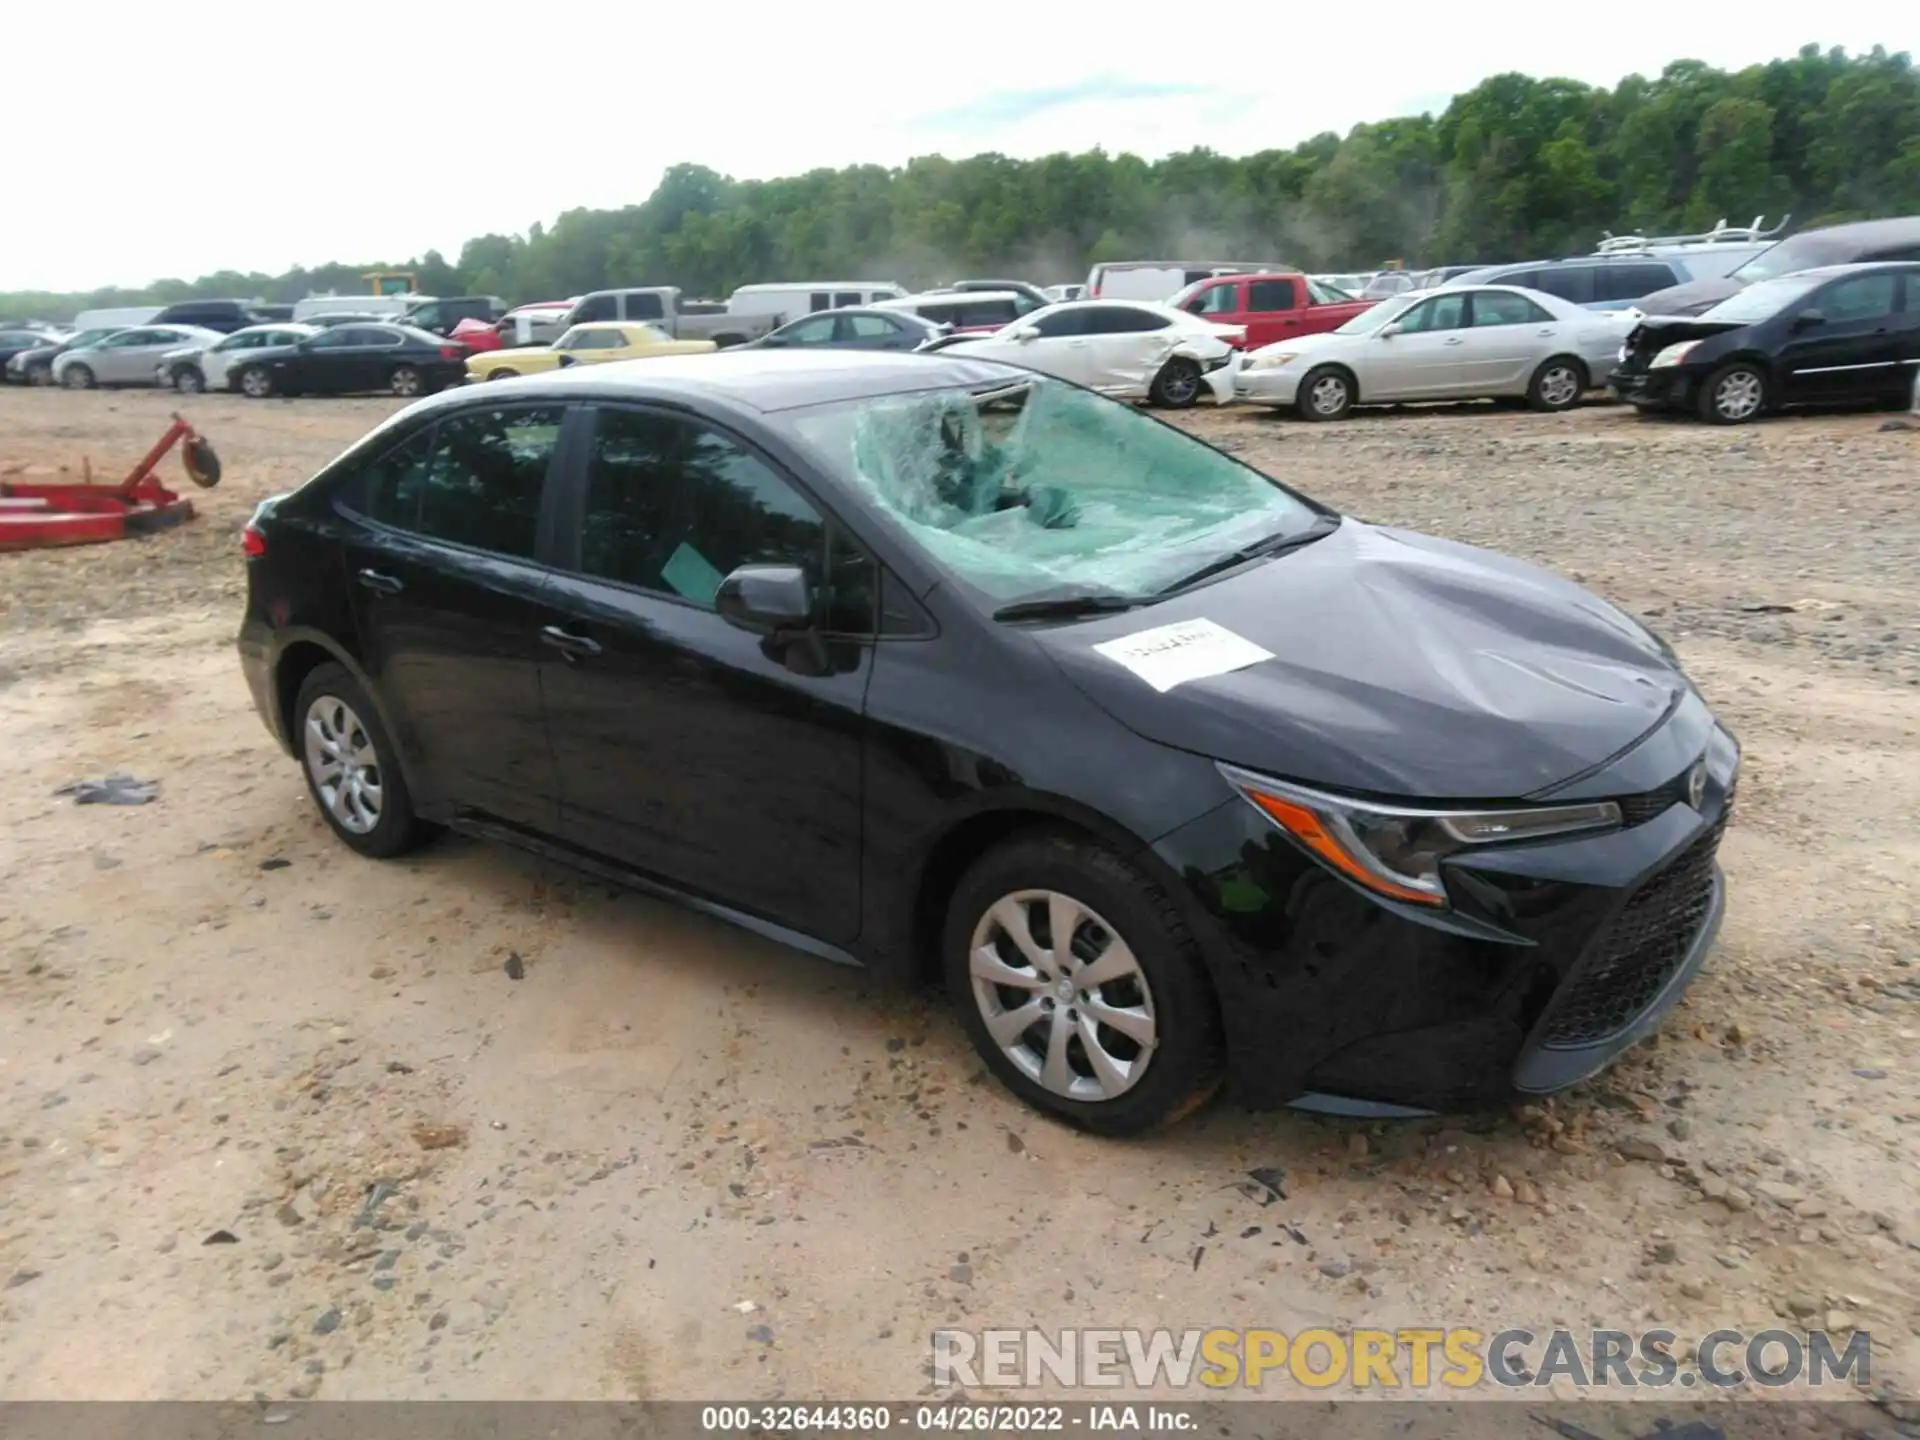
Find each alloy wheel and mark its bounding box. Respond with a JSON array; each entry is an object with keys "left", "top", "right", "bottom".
[
  {"left": 240, "top": 368, "right": 270, "bottom": 398},
  {"left": 1308, "top": 373, "right": 1349, "bottom": 416},
  {"left": 175, "top": 369, "right": 204, "bottom": 394},
  {"left": 1538, "top": 365, "right": 1580, "bottom": 408},
  {"left": 391, "top": 367, "right": 421, "bottom": 396},
  {"left": 303, "top": 695, "right": 383, "bottom": 835},
  {"left": 1714, "top": 370, "right": 1763, "bottom": 421},
  {"left": 1156, "top": 363, "right": 1200, "bottom": 406},
  {"left": 968, "top": 889, "right": 1158, "bottom": 1102}
]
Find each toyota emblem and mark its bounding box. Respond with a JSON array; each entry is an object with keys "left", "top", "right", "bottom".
[{"left": 1686, "top": 760, "right": 1708, "bottom": 811}]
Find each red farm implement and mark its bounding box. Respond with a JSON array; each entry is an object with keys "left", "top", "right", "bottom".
[{"left": 0, "top": 412, "right": 221, "bottom": 551}]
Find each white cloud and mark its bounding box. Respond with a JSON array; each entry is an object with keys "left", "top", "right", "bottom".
[{"left": 4, "top": 1, "right": 1913, "bottom": 291}]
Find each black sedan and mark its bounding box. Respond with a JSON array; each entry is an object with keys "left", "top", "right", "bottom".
[
  {"left": 238, "top": 351, "right": 1738, "bottom": 1133},
  {"left": 1613, "top": 262, "right": 1920, "bottom": 423},
  {"left": 743, "top": 306, "right": 945, "bottom": 352},
  {"left": 231, "top": 323, "right": 467, "bottom": 399}
]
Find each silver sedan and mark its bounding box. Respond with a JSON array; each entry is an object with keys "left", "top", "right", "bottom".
[
  {"left": 51, "top": 325, "right": 225, "bottom": 389},
  {"left": 1234, "top": 285, "right": 1638, "bottom": 420}
]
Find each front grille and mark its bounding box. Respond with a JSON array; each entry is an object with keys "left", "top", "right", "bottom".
[
  {"left": 1615, "top": 769, "right": 1693, "bottom": 826},
  {"left": 1540, "top": 806, "right": 1729, "bottom": 1047}
]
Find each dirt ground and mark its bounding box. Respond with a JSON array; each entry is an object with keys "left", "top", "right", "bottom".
[{"left": 1, "top": 385, "right": 1916, "bottom": 1410}]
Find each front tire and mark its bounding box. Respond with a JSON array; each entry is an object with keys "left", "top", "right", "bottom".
[
  {"left": 390, "top": 365, "right": 422, "bottom": 397},
  {"left": 237, "top": 365, "right": 273, "bottom": 399},
  {"left": 1148, "top": 357, "right": 1203, "bottom": 409},
  {"left": 1698, "top": 362, "right": 1767, "bottom": 424},
  {"left": 292, "top": 663, "right": 427, "bottom": 860},
  {"left": 1296, "top": 365, "right": 1354, "bottom": 421},
  {"left": 26, "top": 362, "right": 53, "bottom": 386},
  {"left": 1527, "top": 356, "right": 1586, "bottom": 412},
  {"left": 62, "top": 363, "right": 96, "bottom": 390},
  {"left": 943, "top": 831, "right": 1224, "bottom": 1136},
  {"left": 173, "top": 366, "right": 205, "bottom": 395}
]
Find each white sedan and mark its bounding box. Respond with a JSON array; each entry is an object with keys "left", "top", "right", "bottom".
[
  {"left": 928, "top": 299, "right": 1242, "bottom": 408},
  {"left": 1234, "top": 285, "right": 1638, "bottom": 420}
]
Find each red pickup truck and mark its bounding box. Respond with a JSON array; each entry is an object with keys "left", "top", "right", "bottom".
[{"left": 1169, "top": 273, "right": 1376, "bottom": 349}]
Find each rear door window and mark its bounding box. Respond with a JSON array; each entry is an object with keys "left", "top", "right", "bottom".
[
  {"left": 622, "top": 293, "right": 665, "bottom": 321},
  {"left": 1529, "top": 267, "right": 1597, "bottom": 305},
  {"left": 1469, "top": 292, "right": 1552, "bottom": 326},
  {"left": 358, "top": 405, "right": 565, "bottom": 560},
  {"left": 1085, "top": 306, "right": 1171, "bottom": 334},
  {"left": 1247, "top": 280, "right": 1296, "bottom": 312},
  {"left": 1594, "top": 263, "right": 1676, "bottom": 302}
]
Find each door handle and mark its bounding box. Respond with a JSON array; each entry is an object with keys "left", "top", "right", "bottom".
[
  {"left": 1537, "top": 328, "right": 1556, "bottom": 336},
  {"left": 1443, "top": 337, "right": 1465, "bottom": 346},
  {"left": 356, "top": 569, "right": 403, "bottom": 596},
  {"left": 540, "top": 625, "right": 602, "bottom": 658}
]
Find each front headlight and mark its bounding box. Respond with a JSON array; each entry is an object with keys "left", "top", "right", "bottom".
[
  {"left": 1650, "top": 341, "right": 1700, "bottom": 369},
  {"left": 1218, "top": 764, "right": 1622, "bottom": 908},
  {"left": 1243, "top": 353, "right": 1297, "bottom": 372}
]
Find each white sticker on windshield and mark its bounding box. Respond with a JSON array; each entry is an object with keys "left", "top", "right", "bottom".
[{"left": 1092, "top": 618, "right": 1274, "bottom": 694}]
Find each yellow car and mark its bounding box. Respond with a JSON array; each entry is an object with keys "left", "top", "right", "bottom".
[{"left": 469, "top": 321, "right": 716, "bottom": 382}]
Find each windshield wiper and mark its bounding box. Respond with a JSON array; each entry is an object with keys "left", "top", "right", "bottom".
[
  {"left": 992, "top": 593, "right": 1141, "bottom": 623},
  {"left": 1156, "top": 514, "right": 1342, "bottom": 596}
]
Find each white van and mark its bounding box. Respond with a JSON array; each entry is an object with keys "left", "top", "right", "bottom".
[
  {"left": 1083, "top": 262, "right": 1279, "bottom": 302},
  {"left": 72, "top": 305, "right": 162, "bottom": 330},
  {"left": 291, "top": 295, "right": 419, "bottom": 323},
  {"left": 727, "top": 282, "right": 906, "bottom": 326}
]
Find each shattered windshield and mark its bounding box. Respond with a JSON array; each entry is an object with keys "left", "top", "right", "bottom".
[{"left": 782, "top": 377, "right": 1327, "bottom": 609}]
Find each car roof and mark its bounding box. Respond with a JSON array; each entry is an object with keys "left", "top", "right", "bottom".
[
  {"left": 1792, "top": 215, "right": 1920, "bottom": 244},
  {"left": 1750, "top": 260, "right": 1920, "bottom": 281},
  {"left": 414, "top": 349, "right": 1024, "bottom": 416},
  {"left": 880, "top": 291, "right": 1026, "bottom": 306}
]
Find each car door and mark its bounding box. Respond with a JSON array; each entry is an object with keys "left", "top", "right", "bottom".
[
  {"left": 998, "top": 305, "right": 1096, "bottom": 383},
  {"left": 771, "top": 314, "right": 840, "bottom": 349},
  {"left": 285, "top": 326, "right": 358, "bottom": 392},
  {"left": 1778, "top": 271, "right": 1905, "bottom": 404},
  {"left": 537, "top": 404, "right": 872, "bottom": 943},
  {"left": 838, "top": 313, "right": 910, "bottom": 350},
  {"left": 336, "top": 401, "right": 573, "bottom": 830},
  {"left": 1077, "top": 305, "right": 1178, "bottom": 394},
  {"left": 93, "top": 328, "right": 161, "bottom": 382},
  {"left": 1242, "top": 278, "right": 1303, "bottom": 348},
  {"left": 1366, "top": 292, "right": 1473, "bottom": 398},
  {"left": 206, "top": 331, "right": 260, "bottom": 388},
  {"left": 1461, "top": 290, "right": 1559, "bottom": 391},
  {"left": 1899, "top": 272, "right": 1920, "bottom": 399}
]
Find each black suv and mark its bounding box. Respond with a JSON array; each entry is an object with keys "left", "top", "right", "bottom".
[
  {"left": 400, "top": 296, "right": 507, "bottom": 336},
  {"left": 149, "top": 299, "right": 262, "bottom": 334}
]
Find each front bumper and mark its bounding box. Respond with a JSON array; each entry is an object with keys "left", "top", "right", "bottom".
[
  {"left": 1201, "top": 352, "right": 1242, "bottom": 404},
  {"left": 1609, "top": 367, "right": 1696, "bottom": 410},
  {"left": 1150, "top": 704, "right": 1739, "bottom": 1112},
  {"left": 1234, "top": 365, "right": 1302, "bottom": 406}
]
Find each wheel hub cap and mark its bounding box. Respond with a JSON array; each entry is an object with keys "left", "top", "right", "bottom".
[
  {"left": 969, "top": 889, "right": 1158, "bottom": 1102},
  {"left": 303, "top": 695, "right": 383, "bottom": 835}
]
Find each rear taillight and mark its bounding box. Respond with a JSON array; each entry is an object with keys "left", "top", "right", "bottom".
[
  {"left": 242, "top": 525, "right": 266, "bottom": 558},
  {"left": 439, "top": 344, "right": 464, "bottom": 360}
]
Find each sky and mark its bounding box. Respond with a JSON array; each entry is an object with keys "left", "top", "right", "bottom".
[{"left": 5, "top": 2, "right": 1916, "bottom": 293}]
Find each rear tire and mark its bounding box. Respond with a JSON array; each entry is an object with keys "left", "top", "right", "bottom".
[
  {"left": 1527, "top": 356, "right": 1586, "bottom": 412},
  {"left": 238, "top": 365, "right": 273, "bottom": 399},
  {"left": 486, "top": 368, "right": 517, "bottom": 382},
  {"left": 942, "top": 831, "right": 1224, "bottom": 1136},
  {"left": 1698, "top": 362, "right": 1767, "bottom": 425},
  {"left": 1148, "top": 357, "right": 1204, "bottom": 409},
  {"left": 291, "top": 663, "right": 428, "bottom": 860},
  {"left": 390, "top": 366, "right": 422, "bottom": 397},
  {"left": 1296, "top": 365, "right": 1354, "bottom": 421},
  {"left": 62, "top": 363, "right": 96, "bottom": 390}
]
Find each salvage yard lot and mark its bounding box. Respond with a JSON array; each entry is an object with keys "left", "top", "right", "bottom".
[{"left": 1, "top": 386, "right": 1917, "bottom": 1403}]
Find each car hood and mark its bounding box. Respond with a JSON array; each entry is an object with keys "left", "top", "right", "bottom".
[
  {"left": 1033, "top": 520, "right": 1684, "bottom": 801},
  {"left": 1635, "top": 276, "right": 1745, "bottom": 318},
  {"left": 1624, "top": 315, "right": 1750, "bottom": 355}
]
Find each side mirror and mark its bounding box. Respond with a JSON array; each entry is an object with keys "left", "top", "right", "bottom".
[
  {"left": 1791, "top": 309, "right": 1825, "bottom": 331},
  {"left": 716, "top": 563, "right": 814, "bottom": 635},
  {"left": 1377, "top": 322, "right": 1402, "bottom": 339}
]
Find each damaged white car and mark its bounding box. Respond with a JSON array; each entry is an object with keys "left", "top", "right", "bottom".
[{"left": 922, "top": 299, "right": 1242, "bottom": 408}]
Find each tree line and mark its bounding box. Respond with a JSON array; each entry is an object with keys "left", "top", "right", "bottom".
[{"left": 7, "top": 44, "right": 1918, "bottom": 321}]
